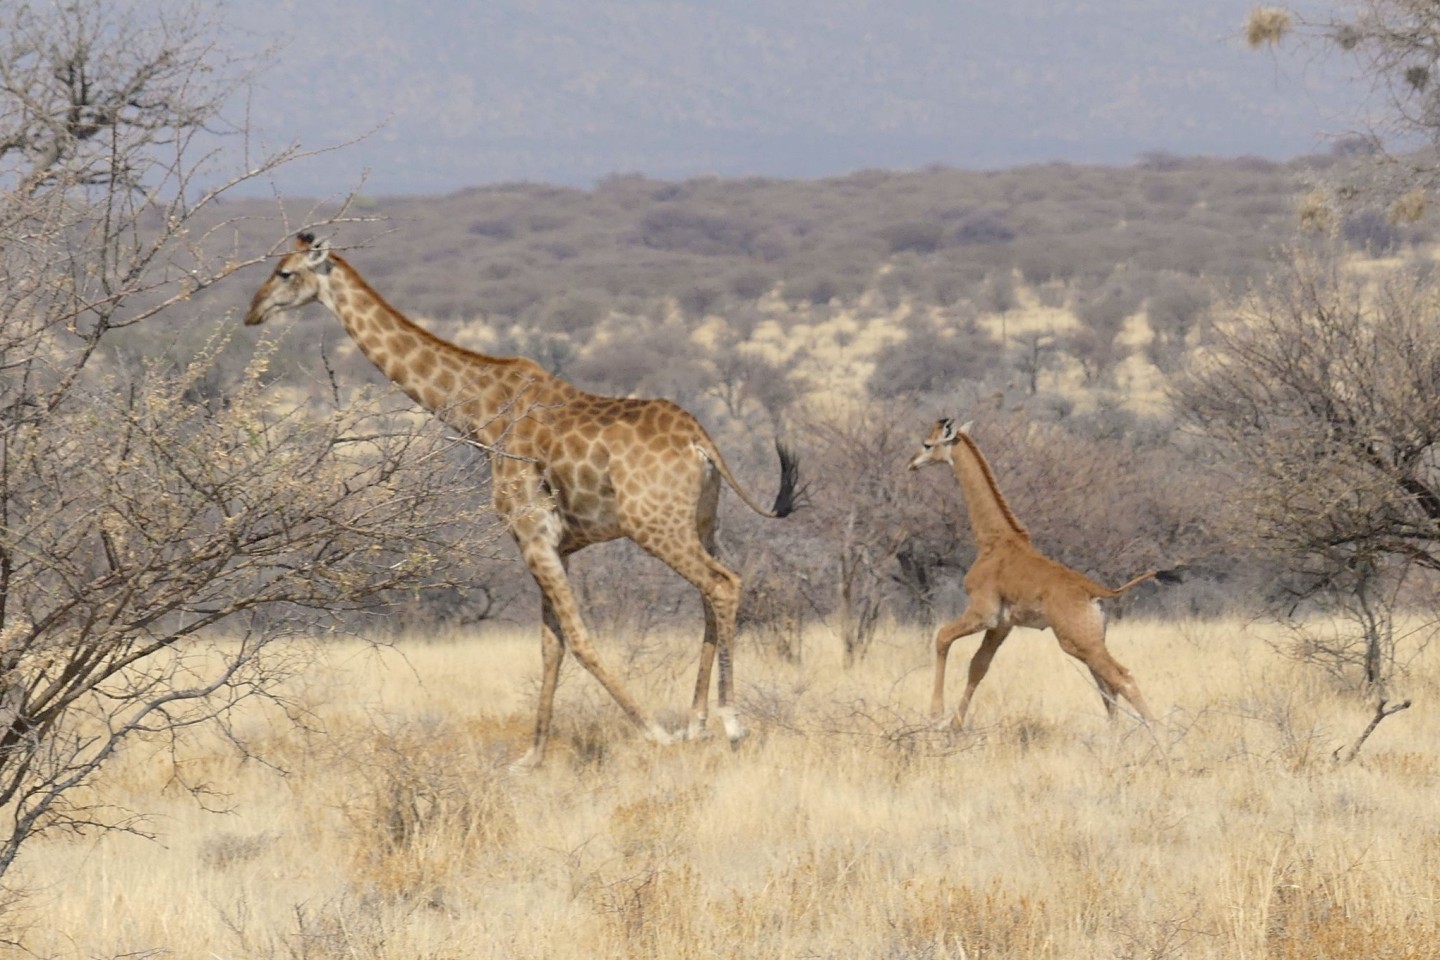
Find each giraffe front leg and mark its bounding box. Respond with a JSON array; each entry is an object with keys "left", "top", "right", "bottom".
[
  {"left": 930, "top": 606, "right": 995, "bottom": 728},
  {"left": 521, "top": 526, "right": 672, "bottom": 751},
  {"left": 953, "top": 626, "right": 1012, "bottom": 728},
  {"left": 510, "top": 599, "right": 566, "bottom": 772}
]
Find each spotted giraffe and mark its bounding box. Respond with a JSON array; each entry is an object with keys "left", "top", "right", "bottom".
[{"left": 244, "top": 233, "right": 799, "bottom": 767}]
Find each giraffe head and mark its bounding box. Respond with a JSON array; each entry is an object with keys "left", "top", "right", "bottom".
[
  {"left": 243, "top": 232, "right": 335, "bottom": 326},
  {"left": 907, "top": 417, "right": 970, "bottom": 470}
]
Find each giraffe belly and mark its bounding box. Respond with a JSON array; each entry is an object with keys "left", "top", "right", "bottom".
[
  {"left": 557, "top": 490, "right": 623, "bottom": 546},
  {"left": 1001, "top": 601, "right": 1049, "bottom": 630}
]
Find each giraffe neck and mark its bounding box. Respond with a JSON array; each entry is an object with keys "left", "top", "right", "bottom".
[
  {"left": 318, "top": 256, "right": 562, "bottom": 438},
  {"left": 949, "top": 434, "right": 1029, "bottom": 546}
]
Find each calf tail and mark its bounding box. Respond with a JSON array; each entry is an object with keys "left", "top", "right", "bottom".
[{"left": 1108, "top": 566, "right": 1184, "bottom": 597}]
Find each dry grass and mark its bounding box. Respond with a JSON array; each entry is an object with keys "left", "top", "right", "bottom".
[{"left": 12, "top": 617, "right": 1440, "bottom": 959}]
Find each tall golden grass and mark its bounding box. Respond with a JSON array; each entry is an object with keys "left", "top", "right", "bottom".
[{"left": 13, "top": 617, "right": 1440, "bottom": 959}]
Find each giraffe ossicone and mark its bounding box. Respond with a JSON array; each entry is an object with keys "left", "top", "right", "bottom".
[{"left": 245, "top": 232, "right": 800, "bottom": 768}]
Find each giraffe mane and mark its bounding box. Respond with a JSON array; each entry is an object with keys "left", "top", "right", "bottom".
[
  {"left": 329, "top": 253, "right": 538, "bottom": 370},
  {"left": 954, "top": 431, "right": 1029, "bottom": 539}
]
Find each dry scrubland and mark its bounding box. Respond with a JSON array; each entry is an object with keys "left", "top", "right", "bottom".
[{"left": 14, "top": 619, "right": 1440, "bottom": 959}]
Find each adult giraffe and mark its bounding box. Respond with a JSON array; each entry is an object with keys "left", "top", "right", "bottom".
[
  {"left": 908, "top": 418, "right": 1177, "bottom": 728},
  {"left": 244, "top": 233, "right": 799, "bottom": 768}
]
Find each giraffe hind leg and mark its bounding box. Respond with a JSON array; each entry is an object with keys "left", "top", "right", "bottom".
[
  {"left": 634, "top": 522, "right": 746, "bottom": 745},
  {"left": 1055, "top": 624, "right": 1156, "bottom": 725},
  {"left": 684, "top": 476, "right": 723, "bottom": 741},
  {"left": 690, "top": 555, "right": 744, "bottom": 743},
  {"left": 685, "top": 599, "right": 720, "bottom": 741},
  {"left": 1088, "top": 665, "right": 1118, "bottom": 719}
]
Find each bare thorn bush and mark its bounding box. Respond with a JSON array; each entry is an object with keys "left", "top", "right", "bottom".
[
  {"left": 1177, "top": 247, "right": 1440, "bottom": 690},
  {"left": 0, "top": 0, "right": 501, "bottom": 893},
  {"left": 1391, "top": 187, "right": 1429, "bottom": 223}
]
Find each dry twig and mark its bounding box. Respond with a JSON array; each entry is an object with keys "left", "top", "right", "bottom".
[{"left": 1332, "top": 698, "right": 1412, "bottom": 764}]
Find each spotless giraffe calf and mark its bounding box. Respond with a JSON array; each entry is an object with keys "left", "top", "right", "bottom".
[{"left": 908, "top": 418, "right": 1178, "bottom": 728}]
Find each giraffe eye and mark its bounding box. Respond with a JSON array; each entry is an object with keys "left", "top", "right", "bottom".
[{"left": 276, "top": 269, "right": 294, "bottom": 281}]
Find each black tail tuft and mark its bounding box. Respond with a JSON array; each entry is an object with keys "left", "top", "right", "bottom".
[
  {"left": 771, "top": 441, "right": 805, "bottom": 518},
  {"left": 1155, "top": 567, "right": 1185, "bottom": 585}
]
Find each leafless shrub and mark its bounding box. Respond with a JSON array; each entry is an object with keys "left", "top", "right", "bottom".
[
  {"left": 787, "top": 400, "right": 969, "bottom": 650},
  {"left": 0, "top": 0, "right": 501, "bottom": 893},
  {"left": 567, "top": 322, "right": 711, "bottom": 407},
  {"left": 1391, "top": 187, "right": 1428, "bottom": 223},
  {"left": 867, "top": 314, "right": 1003, "bottom": 398},
  {"left": 200, "top": 831, "right": 274, "bottom": 870},
  {"left": 1176, "top": 246, "right": 1440, "bottom": 688},
  {"left": 880, "top": 219, "right": 946, "bottom": 255}
]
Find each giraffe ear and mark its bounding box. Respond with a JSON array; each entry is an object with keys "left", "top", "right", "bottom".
[
  {"left": 304, "top": 236, "right": 333, "bottom": 275},
  {"left": 937, "top": 418, "right": 969, "bottom": 445}
]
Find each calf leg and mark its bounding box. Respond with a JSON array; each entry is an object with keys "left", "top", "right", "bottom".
[
  {"left": 1055, "top": 626, "right": 1155, "bottom": 724},
  {"left": 931, "top": 603, "right": 1000, "bottom": 725},
  {"left": 953, "top": 626, "right": 1013, "bottom": 728}
]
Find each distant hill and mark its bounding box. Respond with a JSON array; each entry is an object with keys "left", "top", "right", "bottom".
[{"left": 155, "top": 152, "right": 1432, "bottom": 417}]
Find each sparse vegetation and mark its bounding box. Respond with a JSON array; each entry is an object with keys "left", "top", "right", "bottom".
[{"left": 10, "top": 3, "right": 1440, "bottom": 955}]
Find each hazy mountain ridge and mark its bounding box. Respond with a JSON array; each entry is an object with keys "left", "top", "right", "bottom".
[
  {"left": 162, "top": 151, "right": 1422, "bottom": 416},
  {"left": 235, "top": 1, "right": 1355, "bottom": 196}
]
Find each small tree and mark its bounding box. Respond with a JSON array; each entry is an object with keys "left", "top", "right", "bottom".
[
  {"left": 707, "top": 332, "right": 800, "bottom": 427},
  {"left": 1176, "top": 246, "right": 1440, "bottom": 687},
  {"left": 793, "top": 401, "right": 969, "bottom": 660},
  {"left": 867, "top": 313, "right": 1002, "bottom": 398},
  {"left": 0, "top": 1, "right": 499, "bottom": 889},
  {"left": 1011, "top": 330, "right": 1058, "bottom": 396}
]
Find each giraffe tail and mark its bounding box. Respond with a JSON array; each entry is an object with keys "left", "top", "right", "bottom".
[
  {"left": 770, "top": 441, "right": 803, "bottom": 517},
  {"left": 705, "top": 439, "right": 804, "bottom": 519},
  {"left": 1106, "top": 566, "right": 1185, "bottom": 597}
]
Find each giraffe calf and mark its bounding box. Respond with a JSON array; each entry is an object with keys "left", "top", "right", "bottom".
[{"left": 908, "top": 418, "right": 1179, "bottom": 727}]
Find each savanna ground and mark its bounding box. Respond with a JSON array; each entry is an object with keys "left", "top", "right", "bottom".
[{"left": 12, "top": 617, "right": 1439, "bottom": 959}]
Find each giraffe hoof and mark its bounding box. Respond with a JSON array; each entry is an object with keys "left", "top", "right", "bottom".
[
  {"left": 644, "top": 724, "right": 676, "bottom": 747},
  {"left": 508, "top": 748, "right": 544, "bottom": 774},
  {"left": 683, "top": 720, "right": 713, "bottom": 742},
  {"left": 721, "top": 710, "right": 748, "bottom": 745}
]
